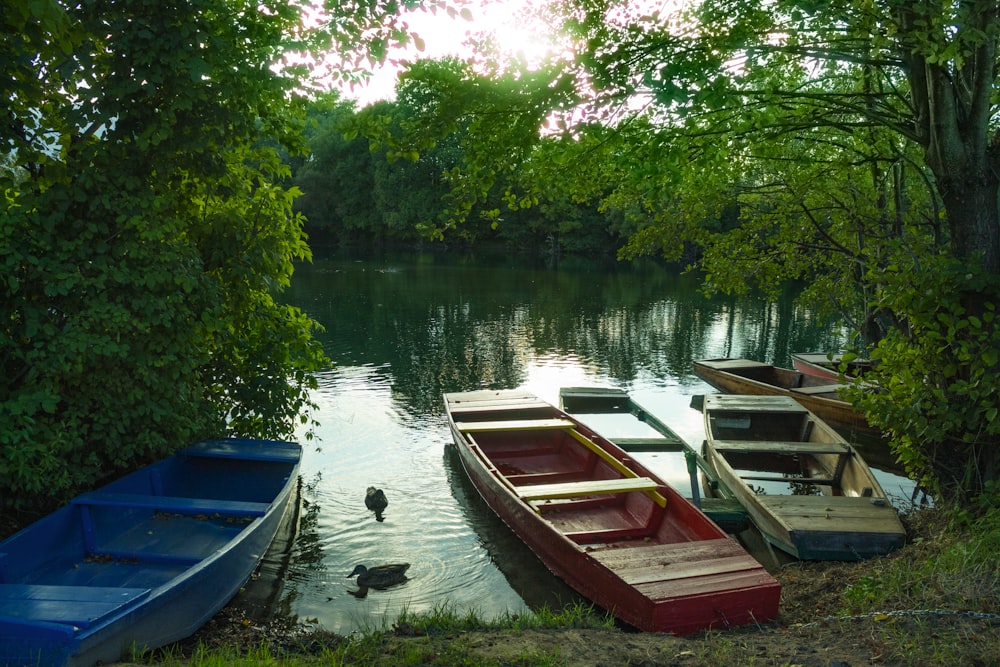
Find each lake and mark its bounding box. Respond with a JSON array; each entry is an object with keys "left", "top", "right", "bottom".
[{"left": 249, "top": 249, "right": 914, "bottom": 634}]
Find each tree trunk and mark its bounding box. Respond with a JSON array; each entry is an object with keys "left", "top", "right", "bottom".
[
  {"left": 935, "top": 166, "right": 1000, "bottom": 274},
  {"left": 898, "top": 1, "right": 1000, "bottom": 274}
]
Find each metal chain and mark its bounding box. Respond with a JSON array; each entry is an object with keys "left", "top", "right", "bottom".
[{"left": 797, "top": 609, "right": 1000, "bottom": 628}]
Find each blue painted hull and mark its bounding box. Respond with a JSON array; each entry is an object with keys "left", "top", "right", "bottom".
[{"left": 0, "top": 438, "right": 301, "bottom": 667}]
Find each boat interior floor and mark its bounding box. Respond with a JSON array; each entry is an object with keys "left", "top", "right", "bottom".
[{"left": 19, "top": 511, "right": 254, "bottom": 588}]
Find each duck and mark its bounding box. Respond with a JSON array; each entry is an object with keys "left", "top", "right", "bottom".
[
  {"left": 365, "top": 487, "right": 388, "bottom": 521},
  {"left": 346, "top": 563, "right": 410, "bottom": 597}
]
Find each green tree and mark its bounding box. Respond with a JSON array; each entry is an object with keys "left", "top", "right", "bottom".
[
  {"left": 392, "top": 0, "right": 1000, "bottom": 503},
  {"left": 0, "top": 0, "right": 438, "bottom": 514},
  {"left": 294, "top": 97, "right": 382, "bottom": 240}
]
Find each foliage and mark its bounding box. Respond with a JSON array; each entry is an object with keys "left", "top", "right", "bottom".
[
  {"left": 848, "top": 259, "right": 1000, "bottom": 502},
  {"left": 291, "top": 83, "right": 619, "bottom": 254},
  {"left": 841, "top": 507, "right": 1000, "bottom": 615},
  {"left": 1, "top": 0, "right": 467, "bottom": 512},
  {"left": 382, "top": 0, "right": 1000, "bottom": 504}
]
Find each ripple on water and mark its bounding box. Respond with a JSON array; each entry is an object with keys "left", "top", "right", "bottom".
[{"left": 283, "top": 413, "right": 532, "bottom": 634}]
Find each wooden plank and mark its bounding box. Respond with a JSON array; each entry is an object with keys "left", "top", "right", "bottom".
[
  {"left": 591, "top": 538, "right": 747, "bottom": 570},
  {"left": 711, "top": 440, "right": 851, "bottom": 455},
  {"left": 445, "top": 391, "right": 547, "bottom": 413},
  {"left": 704, "top": 394, "right": 806, "bottom": 412},
  {"left": 636, "top": 568, "right": 779, "bottom": 601},
  {"left": 518, "top": 476, "right": 658, "bottom": 500},
  {"left": 616, "top": 554, "right": 763, "bottom": 586},
  {"left": 458, "top": 418, "right": 575, "bottom": 432},
  {"left": 756, "top": 495, "right": 901, "bottom": 521}
]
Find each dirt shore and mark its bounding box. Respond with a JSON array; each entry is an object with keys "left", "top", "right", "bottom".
[{"left": 175, "top": 511, "right": 999, "bottom": 666}]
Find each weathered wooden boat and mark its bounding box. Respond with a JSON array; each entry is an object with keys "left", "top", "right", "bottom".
[
  {"left": 444, "top": 390, "right": 780, "bottom": 634},
  {"left": 0, "top": 438, "right": 301, "bottom": 667},
  {"left": 701, "top": 394, "right": 904, "bottom": 560},
  {"left": 692, "top": 358, "right": 878, "bottom": 437},
  {"left": 791, "top": 353, "right": 876, "bottom": 382}
]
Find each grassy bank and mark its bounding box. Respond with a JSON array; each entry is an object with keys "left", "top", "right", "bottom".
[{"left": 131, "top": 505, "right": 1000, "bottom": 666}]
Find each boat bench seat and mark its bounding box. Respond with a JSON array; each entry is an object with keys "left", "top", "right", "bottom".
[
  {"left": 713, "top": 441, "right": 851, "bottom": 456},
  {"left": 458, "top": 418, "right": 575, "bottom": 432},
  {"left": 517, "top": 476, "right": 660, "bottom": 501},
  {"left": 0, "top": 584, "right": 150, "bottom": 628},
  {"left": 72, "top": 492, "right": 269, "bottom": 517}
]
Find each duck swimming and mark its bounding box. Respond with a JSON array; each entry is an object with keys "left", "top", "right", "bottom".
[
  {"left": 365, "top": 487, "right": 388, "bottom": 521},
  {"left": 346, "top": 563, "right": 410, "bottom": 598}
]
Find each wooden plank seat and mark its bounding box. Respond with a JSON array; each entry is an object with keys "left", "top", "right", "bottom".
[
  {"left": 712, "top": 440, "right": 851, "bottom": 456},
  {"left": 517, "top": 477, "right": 660, "bottom": 501},
  {"left": 72, "top": 492, "right": 269, "bottom": 517},
  {"left": 564, "top": 525, "right": 651, "bottom": 544},
  {"left": 0, "top": 584, "right": 150, "bottom": 628},
  {"left": 458, "top": 418, "right": 575, "bottom": 432}
]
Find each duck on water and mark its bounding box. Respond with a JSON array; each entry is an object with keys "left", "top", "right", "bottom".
[
  {"left": 365, "top": 487, "right": 388, "bottom": 522},
  {"left": 346, "top": 563, "right": 410, "bottom": 598}
]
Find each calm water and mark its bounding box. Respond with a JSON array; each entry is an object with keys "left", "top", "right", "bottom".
[{"left": 254, "top": 249, "right": 914, "bottom": 634}]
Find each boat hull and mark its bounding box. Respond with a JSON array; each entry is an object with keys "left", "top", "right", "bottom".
[
  {"left": 791, "top": 353, "right": 875, "bottom": 382},
  {"left": 701, "top": 394, "right": 904, "bottom": 560},
  {"left": 0, "top": 438, "right": 301, "bottom": 667},
  {"left": 444, "top": 390, "right": 780, "bottom": 634},
  {"left": 693, "top": 358, "right": 879, "bottom": 437}
]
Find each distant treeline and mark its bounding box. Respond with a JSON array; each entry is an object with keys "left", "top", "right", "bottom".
[{"left": 286, "top": 97, "right": 678, "bottom": 258}]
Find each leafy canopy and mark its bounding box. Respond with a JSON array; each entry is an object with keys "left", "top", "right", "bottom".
[
  {"left": 0, "top": 0, "right": 453, "bottom": 512},
  {"left": 384, "top": 0, "right": 1000, "bottom": 503}
]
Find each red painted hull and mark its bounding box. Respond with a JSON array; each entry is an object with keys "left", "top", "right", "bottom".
[
  {"left": 444, "top": 390, "right": 780, "bottom": 634},
  {"left": 791, "top": 353, "right": 842, "bottom": 381}
]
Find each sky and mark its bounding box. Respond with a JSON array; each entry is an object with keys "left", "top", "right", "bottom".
[{"left": 340, "top": 1, "right": 558, "bottom": 105}]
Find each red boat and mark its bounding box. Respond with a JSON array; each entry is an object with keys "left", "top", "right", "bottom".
[
  {"left": 443, "top": 390, "right": 780, "bottom": 634},
  {"left": 791, "top": 353, "right": 876, "bottom": 382}
]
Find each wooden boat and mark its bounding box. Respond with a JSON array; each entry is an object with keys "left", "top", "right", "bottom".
[
  {"left": 791, "top": 353, "right": 876, "bottom": 382},
  {"left": 701, "top": 394, "right": 904, "bottom": 560},
  {"left": 0, "top": 438, "right": 301, "bottom": 667},
  {"left": 692, "top": 358, "right": 879, "bottom": 437},
  {"left": 444, "top": 390, "right": 780, "bottom": 634}
]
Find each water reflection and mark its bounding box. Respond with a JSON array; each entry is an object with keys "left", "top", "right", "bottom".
[{"left": 273, "top": 249, "right": 910, "bottom": 634}]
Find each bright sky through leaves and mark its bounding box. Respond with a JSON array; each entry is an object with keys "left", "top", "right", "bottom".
[{"left": 341, "top": 0, "right": 560, "bottom": 105}]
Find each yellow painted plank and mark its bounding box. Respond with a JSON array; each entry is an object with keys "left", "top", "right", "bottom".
[{"left": 518, "top": 476, "right": 658, "bottom": 500}]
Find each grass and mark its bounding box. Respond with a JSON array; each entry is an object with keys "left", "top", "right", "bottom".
[
  {"left": 135, "top": 506, "right": 1000, "bottom": 667},
  {"left": 139, "top": 601, "right": 614, "bottom": 667},
  {"left": 840, "top": 505, "right": 1000, "bottom": 616}
]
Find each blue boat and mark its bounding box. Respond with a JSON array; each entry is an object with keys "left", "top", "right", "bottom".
[{"left": 0, "top": 438, "right": 301, "bottom": 667}]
